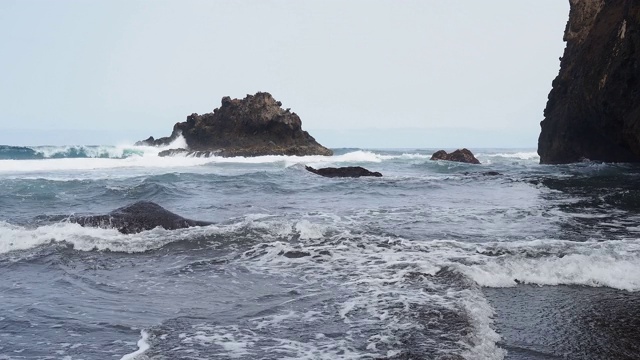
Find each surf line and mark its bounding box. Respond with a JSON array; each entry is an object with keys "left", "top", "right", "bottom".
[{"left": 120, "top": 330, "right": 150, "bottom": 360}]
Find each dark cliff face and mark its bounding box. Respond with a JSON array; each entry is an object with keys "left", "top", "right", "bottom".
[
  {"left": 538, "top": 0, "right": 640, "bottom": 164},
  {"left": 138, "top": 92, "right": 333, "bottom": 157}
]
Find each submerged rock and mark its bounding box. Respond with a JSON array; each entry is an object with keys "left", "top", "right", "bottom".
[
  {"left": 137, "top": 92, "right": 333, "bottom": 157},
  {"left": 66, "top": 201, "right": 212, "bottom": 234},
  {"left": 538, "top": 1, "right": 640, "bottom": 164},
  {"left": 305, "top": 166, "right": 382, "bottom": 178},
  {"left": 430, "top": 149, "right": 480, "bottom": 164}
]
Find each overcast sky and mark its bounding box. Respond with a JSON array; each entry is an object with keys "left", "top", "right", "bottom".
[{"left": 0, "top": 1, "right": 569, "bottom": 148}]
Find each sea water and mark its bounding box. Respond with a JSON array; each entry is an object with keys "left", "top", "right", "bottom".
[{"left": 0, "top": 138, "right": 639, "bottom": 359}]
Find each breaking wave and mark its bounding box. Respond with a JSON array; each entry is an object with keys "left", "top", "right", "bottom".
[
  {"left": 0, "top": 136, "right": 188, "bottom": 160},
  {"left": 0, "top": 144, "right": 144, "bottom": 160},
  {"left": 3, "top": 205, "right": 639, "bottom": 359},
  {"left": 3, "top": 213, "right": 638, "bottom": 293}
]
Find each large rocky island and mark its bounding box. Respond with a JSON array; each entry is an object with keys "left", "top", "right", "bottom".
[
  {"left": 538, "top": 0, "right": 640, "bottom": 164},
  {"left": 137, "top": 92, "right": 333, "bottom": 157}
]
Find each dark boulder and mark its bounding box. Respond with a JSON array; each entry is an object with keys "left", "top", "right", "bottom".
[
  {"left": 430, "top": 149, "right": 480, "bottom": 164},
  {"left": 66, "top": 201, "right": 212, "bottom": 234},
  {"left": 281, "top": 250, "right": 311, "bottom": 258},
  {"left": 137, "top": 92, "right": 333, "bottom": 157},
  {"left": 538, "top": 1, "right": 640, "bottom": 164},
  {"left": 305, "top": 166, "right": 382, "bottom": 178}
]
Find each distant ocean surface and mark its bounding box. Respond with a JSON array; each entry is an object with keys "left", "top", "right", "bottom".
[{"left": 1, "top": 138, "right": 639, "bottom": 360}]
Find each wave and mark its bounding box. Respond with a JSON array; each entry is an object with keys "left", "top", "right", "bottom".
[
  {"left": 0, "top": 221, "right": 222, "bottom": 256},
  {"left": 0, "top": 145, "right": 44, "bottom": 160},
  {"left": 0, "top": 136, "right": 206, "bottom": 175},
  {"left": 477, "top": 151, "right": 540, "bottom": 161},
  {"left": 0, "top": 136, "right": 188, "bottom": 161},
  {"left": 0, "top": 141, "right": 538, "bottom": 164},
  {"left": 0, "top": 138, "right": 543, "bottom": 177},
  {"left": 459, "top": 239, "right": 640, "bottom": 291},
  {"left": 0, "top": 144, "right": 144, "bottom": 160},
  {"left": 0, "top": 147, "right": 426, "bottom": 176},
  {"left": 120, "top": 330, "right": 150, "bottom": 360},
  {"left": 193, "top": 150, "right": 432, "bottom": 167},
  {"left": 4, "top": 214, "right": 639, "bottom": 293},
  {"left": 5, "top": 215, "right": 638, "bottom": 359}
]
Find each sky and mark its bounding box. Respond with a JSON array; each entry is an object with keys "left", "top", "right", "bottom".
[{"left": 0, "top": 1, "right": 569, "bottom": 148}]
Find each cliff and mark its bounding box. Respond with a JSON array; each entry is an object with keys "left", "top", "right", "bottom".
[
  {"left": 538, "top": 0, "right": 640, "bottom": 164},
  {"left": 137, "top": 92, "right": 333, "bottom": 157}
]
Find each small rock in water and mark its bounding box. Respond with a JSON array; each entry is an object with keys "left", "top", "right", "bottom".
[
  {"left": 282, "top": 250, "right": 311, "bottom": 258},
  {"left": 430, "top": 149, "right": 480, "bottom": 164},
  {"left": 305, "top": 166, "right": 382, "bottom": 178},
  {"left": 66, "top": 201, "right": 212, "bottom": 234}
]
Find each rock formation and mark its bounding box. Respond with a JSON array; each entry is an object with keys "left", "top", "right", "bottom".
[
  {"left": 136, "top": 92, "right": 333, "bottom": 157},
  {"left": 305, "top": 166, "right": 383, "bottom": 178},
  {"left": 538, "top": 0, "right": 640, "bottom": 164},
  {"left": 65, "top": 201, "right": 212, "bottom": 234},
  {"left": 430, "top": 149, "right": 480, "bottom": 164}
]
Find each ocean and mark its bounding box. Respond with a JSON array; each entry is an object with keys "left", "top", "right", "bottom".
[{"left": 0, "top": 138, "right": 639, "bottom": 360}]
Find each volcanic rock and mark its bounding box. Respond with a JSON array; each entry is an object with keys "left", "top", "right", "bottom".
[
  {"left": 538, "top": 0, "right": 640, "bottom": 164},
  {"left": 137, "top": 92, "right": 333, "bottom": 157},
  {"left": 66, "top": 201, "right": 212, "bottom": 234},
  {"left": 305, "top": 166, "right": 382, "bottom": 178},
  {"left": 135, "top": 136, "right": 173, "bottom": 147},
  {"left": 430, "top": 149, "right": 480, "bottom": 164},
  {"left": 282, "top": 250, "right": 311, "bottom": 258}
]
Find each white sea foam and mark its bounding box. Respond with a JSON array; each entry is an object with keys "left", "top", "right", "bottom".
[
  {"left": 460, "top": 288, "right": 506, "bottom": 360},
  {"left": 0, "top": 215, "right": 336, "bottom": 258},
  {"left": 170, "top": 150, "right": 424, "bottom": 167},
  {"left": 30, "top": 136, "right": 188, "bottom": 159},
  {"left": 0, "top": 156, "right": 215, "bottom": 174},
  {"left": 129, "top": 135, "right": 188, "bottom": 156},
  {"left": 177, "top": 323, "right": 376, "bottom": 360},
  {"left": 181, "top": 325, "right": 254, "bottom": 359},
  {"left": 4, "top": 213, "right": 639, "bottom": 358},
  {"left": 0, "top": 147, "right": 420, "bottom": 177},
  {"left": 0, "top": 145, "right": 541, "bottom": 178},
  {"left": 33, "top": 144, "right": 135, "bottom": 159},
  {"left": 0, "top": 221, "right": 221, "bottom": 256},
  {"left": 235, "top": 222, "right": 506, "bottom": 359},
  {"left": 230, "top": 217, "right": 640, "bottom": 357},
  {"left": 4, "top": 215, "right": 639, "bottom": 294},
  {"left": 0, "top": 135, "right": 209, "bottom": 175},
  {"left": 120, "top": 330, "right": 150, "bottom": 360},
  {"left": 459, "top": 239, "right": 640, "bottom": 291},
  {"left": 294, "top": 220, "right": 325, "bottom": 240},
  {"left": 477, "top": 151, "right": 539, "bottom": 161}
]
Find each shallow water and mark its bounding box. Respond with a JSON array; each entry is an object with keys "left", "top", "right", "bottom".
[
  {"left": 0, "top": 142, "right": 639, "bottom": 359},
  {"left": 485, "top": 285, "right": 640, "bottom": 360}
]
